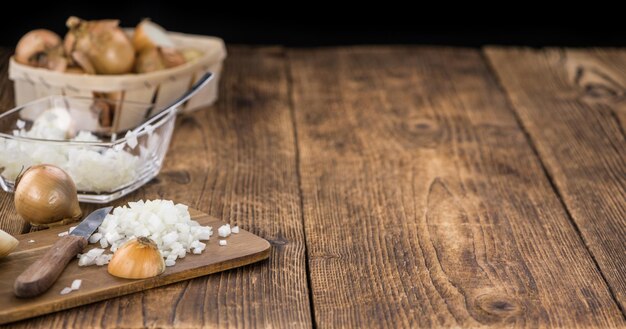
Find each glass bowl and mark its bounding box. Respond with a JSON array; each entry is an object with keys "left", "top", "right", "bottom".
[{"left": 0, "top": 95, "right": 177, "bottom": 203}]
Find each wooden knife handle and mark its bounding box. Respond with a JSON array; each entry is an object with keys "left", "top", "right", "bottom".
[{"left": 14, "top": 235, "right": 87, "bottom": 298}]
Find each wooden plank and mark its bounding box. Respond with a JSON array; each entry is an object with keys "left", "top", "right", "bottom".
[
  {"left": 289, "top": 47, "right": 626, "bottom": 328},
  {"left": 0, "top": 48, "right": 27, "bottom": 237},
  {"left": 0, "top": 209, "right": 270, "bottom": 325},
  {"left": 485, "top": 47, "right": 626, "bottom": 314},
  {"left": 0, "top": 47, "right": 312, "bottom": 328}
]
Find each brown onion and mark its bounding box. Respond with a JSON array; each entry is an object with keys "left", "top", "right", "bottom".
[
  {"left": 65, "top": 66, "right": 86, "bottom": 74},
  {"left": 132, "top": 19, "right": 175, "bottom": 52},
  {"left": 181, "top": 48, "right": 204, "bottom": 63},
  {"left": 108, "top": 237, "right": 165, "bottom": 279},
  {"left": 15, "top": 29, "right": 67, "bottom": 71},
  {"left": 135, "top": 47, "right": 165, "bottom": 73},
  {"left": 0, "top": 229, "right": 18, "bottom": 258},
  {"left": 14, "top": 164, "right": 82, "bottom": 226},
  {"left": 159, "top": 48, "right": 186, "bottom": 68},
  {"left": 65, "top": 17, "right": 135, "bottom": 74},
  {"left": 70, "top": 51, "right": 96, "bottom": 74}
]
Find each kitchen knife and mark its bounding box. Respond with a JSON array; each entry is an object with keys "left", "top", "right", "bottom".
[{"left": 14, "top": 206, "right": 113, "bottom": 298}]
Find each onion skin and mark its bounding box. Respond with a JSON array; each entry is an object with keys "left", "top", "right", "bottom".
[
  {"left": 65, "top": 17, "right": 135, "bottom": 75},
  {"left": 70, "top": 51, "right": 96, "bottom": 74},
  {"left": 90, "top": 30, "right": 135, "bottom": 74},
  {"left": 0, "top": 229, "right": 19, "bottom": 258},
  {"left": 14, "top": 164, "right": 82, "bottom": 226},
  {"left": 45, "top": 50, "right": 68, "bottom": 72},
  {"left": 65, "top": 66, "right": 86, "bottom": 74},
  {"left": 132, "top": 19, "right": 175, "bottom": 52},
  {"left": 135, "top": 48, "right": 165, "bottom": 73},
  {"left": 181, "top": 48, "right": 204, "bottom": 63},
  {"left": 159, "top": 48, "right": 186, "bottom": 68},
  {"left": 15, "top": 29, "right": 65, "bottom": 70},
  {"left": 135, "top": 47, "right": 187, "bottom": 73},
  {"left": 108, "top": 237, "right": 165, "bottom": 279}
]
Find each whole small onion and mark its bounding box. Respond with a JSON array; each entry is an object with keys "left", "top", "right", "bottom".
[
  {"left": 15, "top": 29, "right": 67, "bottom": 72},
  {"left": 135, "top": 47, "right": 165, "bottom": 73},
  {"left": 65, "top": 16, "right": 135, "bottom": 75},
  {"left": 14, "top": 164, "right": 82, "bottom": 226},
  {"left": 159, "top": 48, "right": 186, "bottom": 68},
  {"left": 135, "top": 47, "right": 186, "bottom": 73}
]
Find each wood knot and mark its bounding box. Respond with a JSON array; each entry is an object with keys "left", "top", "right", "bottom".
[
  {"left": 269, "top": 234, "right": 289, "bottom": 247},
  {"left": 572, "top": 65, "right": 625, "bottom": 101},
  {"left": 473, "top": 293, "right": 522, "bottom": 322},
  {"left": 405, "top": 119, "right": 438, "bottom": 133},
  {"left": 270, "top": 238, "right": 288, "bottom": 246},
  {"left": 413, "top": 122, "right": 432, "bottom": 130}
]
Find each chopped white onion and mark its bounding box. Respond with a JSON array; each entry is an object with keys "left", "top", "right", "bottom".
[
  {"left": 78, "top": 248, "right": 107, "bottom": 267},
  {"left": 95, "top": 254, "right": 113, "bottom": 266},
  {"left": 93, "top": 200, "right": 213, "bottom": 267},
  {"left": 219, "top": 240, "right": 227, "bottom": 246},
  {"left": 28, "top": 239, "right": 35, "bottom": 243},
  {"left": 89, "top": 233, "right": 103, "bottom": 244},
  {"left": 231, "top": 226, "right": 240, "bottom": 234},
  {"left": 125, "top": 130, "right": 138, "bottom": 149},
  {"left": 69, "top": 226, "right": 77, "bottom": 234},
  {"left": 60, "top": 287, "right": 73, "bottom": 295},
  {"left": 58, "top": 231, "right": 69, "bottom": 237},
  {"left": 218, "top": 224, "right": 231, "bottom": 238},
  {"left": 78, "top": 255, "right": 94, "bottom": 267},
  {"left": 145, "top": 124, "right": 155, "bottom": 135},
  {"left": 0, "top": 109, "right": 142, "bottom": 192},
  {"left": 86, "top": 248, "right": 105, "bottom": 258},
  {"left": 70, "top": 279, "right": 82, "bottom": 290}
]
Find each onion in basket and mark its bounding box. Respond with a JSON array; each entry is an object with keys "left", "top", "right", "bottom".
[
  {"left": 135, "top": 47, "right": 186, "bottom": 73},
  {"left": 15, "top": 29, "right": 67, "bottom": 72},
  {"left": 70, "top": 51, "right": 96, "bottom": 74},
  {"left": 159, "top": 47, "right": 186, "bottom": 68},
  {"left": 64, "top": 16, "right": 135, "bottom": 74},
  {"left": 132, "top": 19, "right": 176, "bottom": 52},
  {"left": 133, "top": 19, "right": 187, "bottom": 72},
  {"left": 135, "top": 47, "right": 165, "bottom": 73}
]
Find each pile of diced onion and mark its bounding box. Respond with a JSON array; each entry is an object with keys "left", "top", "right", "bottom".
[
  {"left": 0, "top": 108, "right": 142, "bottom": 192},
  {"left": 78, "top": 200, "right": 214, "bottom": 267}
]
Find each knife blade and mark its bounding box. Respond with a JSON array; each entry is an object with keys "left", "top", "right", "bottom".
[
  {"left": 14, "top": 206, "right": 113, "bottom": 298},
  {"left": 70, "top": 206, "right": 112, "bottom": 238}
]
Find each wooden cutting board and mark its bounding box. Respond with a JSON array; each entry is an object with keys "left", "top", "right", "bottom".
[{"left": 0, "top": 208, "right": 271, "bottom": 325}]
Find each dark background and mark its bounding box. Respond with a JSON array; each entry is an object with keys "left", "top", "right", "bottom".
[{"left": 0, "top": 2, "right": 624, "bottom": 48}]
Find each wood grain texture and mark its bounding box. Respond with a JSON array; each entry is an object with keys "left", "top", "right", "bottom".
[
  {"left": 485, "top": 47, "right": 626, "bottom": 314},
  {"left": 0, "top": 47, "right": 312, "bottom": 328},
  {"left": 1, "top": 209, "right": 270, "bottom": 325},
  {"left": 14, "top": 234, "right": 88, "bottom": 298},
  {"left": 0, "top": 48, "right": 25, "bottom": 236},
  {"left": 289, "top": 47, "right": 626, "bottom": 328}
]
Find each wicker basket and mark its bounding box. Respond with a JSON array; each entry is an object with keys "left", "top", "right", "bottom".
[{"left": 8, "top": 31, "right": 226, "bottom": 132}]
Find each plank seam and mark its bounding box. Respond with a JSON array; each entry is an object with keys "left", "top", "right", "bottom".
[
  {"left": 285, "top": 50, "right": 317, "bottom": 329},
  {"left": 481, "top": 48, "right": 626, "bottom": 319}
]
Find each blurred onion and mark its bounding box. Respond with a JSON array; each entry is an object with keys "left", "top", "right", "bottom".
[{"left": 65, "top": 17, "right": 135, "bottom": 74}]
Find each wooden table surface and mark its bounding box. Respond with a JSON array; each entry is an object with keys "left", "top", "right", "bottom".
[{"left": 0, "top": 46, "right": 624, "bottom": 328}]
